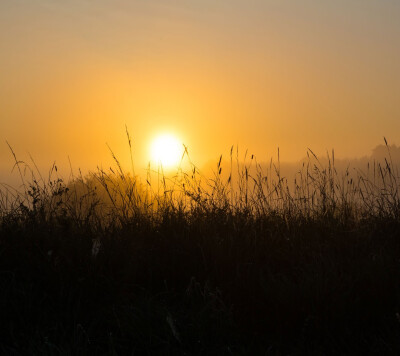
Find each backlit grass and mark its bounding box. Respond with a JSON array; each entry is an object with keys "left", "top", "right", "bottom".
[{"left": 1, "top": 137, "right": 400, "bottom": 354}]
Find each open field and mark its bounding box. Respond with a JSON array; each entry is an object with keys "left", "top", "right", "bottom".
[
  {"left": 1, "top": 142, "right": 400, "bottom": 355},
  {"left": 2, "top": 0, "right": 400, "bottom": 354}
]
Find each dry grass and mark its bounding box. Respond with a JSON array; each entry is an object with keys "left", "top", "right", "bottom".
[{"left": 1, "top": 137, "right": 400, "bottom": 354}]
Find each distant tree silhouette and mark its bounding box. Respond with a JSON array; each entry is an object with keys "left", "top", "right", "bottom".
[{"left": 371, "top": 144, "right": 400, "bottom": 163}]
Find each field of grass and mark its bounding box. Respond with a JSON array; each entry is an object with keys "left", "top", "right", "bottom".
[{"left": 1, "top": 139, "right": 400, "bottom": 355}]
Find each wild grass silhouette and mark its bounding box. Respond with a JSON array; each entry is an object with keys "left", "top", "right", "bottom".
[{"left": 1, "top": 136, "right": 400, "bottom": 354}]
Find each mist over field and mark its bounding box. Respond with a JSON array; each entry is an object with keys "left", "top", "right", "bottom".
[{"left": 2, "top": 140, "right": 400, "bottom": 190}]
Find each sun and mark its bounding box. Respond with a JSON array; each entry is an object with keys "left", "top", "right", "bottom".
[{"left": 150, "top": 134, "right": 183, "bottom": 168}]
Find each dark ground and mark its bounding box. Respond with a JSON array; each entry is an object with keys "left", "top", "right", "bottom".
[{"left": 1, "top": 209, "right": 400, "bottom": 355}]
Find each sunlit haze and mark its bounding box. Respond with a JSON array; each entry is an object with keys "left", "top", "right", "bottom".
[
  {"left": 150, "top": 133, "right": 183, "bottom": 169},
  {"left": 1, "top": 0, "right": 399, "bottom": 181}
]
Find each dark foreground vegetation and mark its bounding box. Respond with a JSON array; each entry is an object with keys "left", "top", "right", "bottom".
[{"left": 1, "top": 141, "right": 400, "bottom": 355}]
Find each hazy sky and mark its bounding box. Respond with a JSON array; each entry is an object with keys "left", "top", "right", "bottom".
[{"left": 1, "top": 0, "right": 400, "bottom": 176}]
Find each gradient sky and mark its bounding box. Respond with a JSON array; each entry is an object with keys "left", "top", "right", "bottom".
[{"left": 1, "top": 0, "right": 400, "bottom": 177}]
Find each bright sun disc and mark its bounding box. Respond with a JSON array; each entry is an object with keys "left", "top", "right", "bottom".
[{"left": 150, "top": 134, "right": 182, "bottom": 168}]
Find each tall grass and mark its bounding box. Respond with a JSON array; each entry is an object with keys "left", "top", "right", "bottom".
[
  {"left": 3, "top": 137, "right": 399, "bottom": 225},
  {"left": 1, "top": 137, "right": 400, "bottom": 354}
]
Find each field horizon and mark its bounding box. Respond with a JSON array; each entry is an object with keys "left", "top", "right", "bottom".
[{"left": 2, "top": 137, "right": 399, "bottom": 188}]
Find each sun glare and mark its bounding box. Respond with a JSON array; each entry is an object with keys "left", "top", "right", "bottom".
[{"left": 150, "top": 134, "right": 182, "bottom": 168}]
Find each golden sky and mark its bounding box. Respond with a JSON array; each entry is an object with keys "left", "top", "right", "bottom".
[{"left": 1, "top": 0, "right": 400, "bottom": 177}]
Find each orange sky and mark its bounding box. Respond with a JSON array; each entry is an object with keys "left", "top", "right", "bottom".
[{"left": 1, "top": 0, "right": 400, "bottom": 180}]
